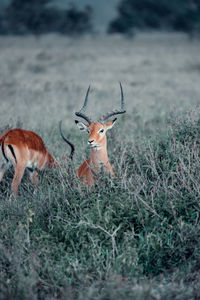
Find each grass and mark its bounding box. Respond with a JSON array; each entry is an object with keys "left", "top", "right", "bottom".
[
  {"left": 1, "top": 32, "right": 200, "bottom": 299},
  {"left": 1, "top": 109, "right": 200, "bottom": 299}
]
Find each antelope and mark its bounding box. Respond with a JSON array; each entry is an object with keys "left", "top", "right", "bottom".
[
  {"left": 0, "top": 128, "right": 74, "bottom": 196},
  {"left": 60, "top": 83, "right": 126, "bottom": 187}
]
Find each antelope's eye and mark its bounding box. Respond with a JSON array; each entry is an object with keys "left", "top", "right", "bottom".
[{"left": 99, "top": 129, "right": 104, "bottom": 134}]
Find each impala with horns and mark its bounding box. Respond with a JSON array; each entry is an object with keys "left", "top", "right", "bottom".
[
  {"left": 60, "top": 83, "right": 126, "bottom": 187},
  {"left": 0, "top": 128, "right": 74, "bottom": 196}
]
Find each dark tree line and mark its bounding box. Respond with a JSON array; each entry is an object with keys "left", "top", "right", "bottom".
[
  {"left": 0, "top": 0, "right": 93, "bottom": 35},
  {"left": 0, "top": 0, "right": 199, "bottom": 36},
  {"left": 108, "top": 0, "right": 200, "bottom": 35}
]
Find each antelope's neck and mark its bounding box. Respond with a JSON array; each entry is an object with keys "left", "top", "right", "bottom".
[{"left": 90, "top": 144, "right": 109, "bottom": 169}]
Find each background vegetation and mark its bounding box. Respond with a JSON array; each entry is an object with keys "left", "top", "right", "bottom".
[
  {"left": 0, "top": 0, "right": 200, "bottom": 36},
  {"left": 108, "top": 0, "right": 200, "bottom": 35},
  {"left": 0, "top": 0, "right": 93, "bottom": 35},
  {"left": 0, "top": 32, "right": 200, "bottom": 299}
]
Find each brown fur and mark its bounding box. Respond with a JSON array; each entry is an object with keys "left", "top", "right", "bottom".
[
  {"left": 76, "top": 121, "right": 115, "bottom": 187},
  {"left": 0, "top": 128, "right": 58, "bottom": 196}
]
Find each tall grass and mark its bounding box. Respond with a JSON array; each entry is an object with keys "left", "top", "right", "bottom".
[{"left": 1, "top": 109, "right": 200, "bottom": 299}]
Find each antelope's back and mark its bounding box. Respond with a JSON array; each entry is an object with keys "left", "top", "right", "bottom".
[
  {"left": 0, "top": 129, "right": 48, "bottom": 166},
  {"left": 1, "top": 129, "right": 45, "bottom": 149}
]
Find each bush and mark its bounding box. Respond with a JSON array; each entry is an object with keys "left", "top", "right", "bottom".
[
  {"left": 59, "top": 4, "right": 93, "bottom": 35},
  {"left": 2, "top": 0, "right": 93, "bottom": 35},
  {"left": 108, "top": 0, "right": 200, "bottom": 35}
]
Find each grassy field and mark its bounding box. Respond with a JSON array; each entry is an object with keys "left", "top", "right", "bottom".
[{"left": 1, "top": 32, "right": 200, "bottom": 299}]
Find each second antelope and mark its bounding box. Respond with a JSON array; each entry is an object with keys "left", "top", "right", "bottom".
[
  {"left": 60, "top": 83, "right": 126, "bottom": 187},
  {"left": 0, "top": 128, "right": 74, "bottom": 196}
]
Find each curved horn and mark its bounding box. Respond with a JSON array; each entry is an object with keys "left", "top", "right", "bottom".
[
  {"left": 99, "top": 82, "right": 126, "bottom": 122},
  {"left": 75, "top": 86, "right": 92, "bottom": 124},
  {"left": 59, "top": 121, "right": 75, "bottom": 160}
]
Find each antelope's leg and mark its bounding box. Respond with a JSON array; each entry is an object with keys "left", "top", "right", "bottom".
[
  {"left": 11, "top": 164, "right": 26, "bottom": 196},
  {"left": 27, "top": 168, "right": 39, "bottom": 185}
]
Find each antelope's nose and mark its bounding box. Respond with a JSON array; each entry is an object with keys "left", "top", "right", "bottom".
[{"left": 88, "top": 139, "right": 94, "bottom": 145}]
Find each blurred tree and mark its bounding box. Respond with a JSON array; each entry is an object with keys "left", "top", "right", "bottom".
[
  {"left": 108, "top": 0, "right": 200, "bottom": 35},
  {"left": 0, "top": 4, "right": 8, "bottom": 34},
  {"left": 60, "top": 4, "right": 93, "bottom": 35},
  {"left": 3, "top": 0, "right": 93, "bottom": 35},
  {"left": 5, "top": 0, "right": 53, "bottom": 34}
]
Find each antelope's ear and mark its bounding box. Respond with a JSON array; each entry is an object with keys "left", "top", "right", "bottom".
[
  {"left": 105, "top": 118, "right": 117, "bottom": 131},
  {"left": 75, "top": 120, "right": 89, "bottom": 132}
]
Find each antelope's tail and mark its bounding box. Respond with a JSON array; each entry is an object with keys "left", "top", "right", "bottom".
[
  {"left": 59, "top": 121, "right": 75, "bottom": 160},
  {"left": 1, "top": 139, "right": 8, "bottom": 162}
]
